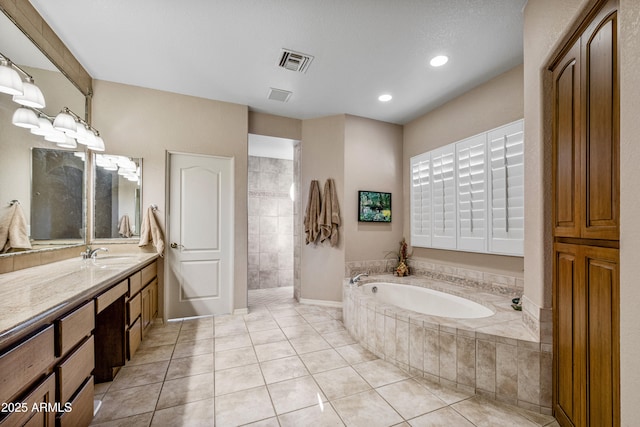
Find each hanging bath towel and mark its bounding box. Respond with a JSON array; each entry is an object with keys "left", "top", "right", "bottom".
[
  {"left": 304, "top": 180, "right": 321, "bottom": 245},
  {"left": 118, "top": 214, "right": 133, "bottom": 238},
  {"left": 319, "top": 178, "right": 341, "bottom": 247},
  {"left": 139, "top": 206, "right": 165, "bottom": 256},
  {"left": 0, "top": 202, "right": 32, "bottom": 253}
]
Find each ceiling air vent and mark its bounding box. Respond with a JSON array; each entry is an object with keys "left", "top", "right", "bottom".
[
  {"left": 278, "top": 49, "right": 313, "bottom": 73},
  {"left": 267, "top": 88, "right": 292, "bottom": 102}
]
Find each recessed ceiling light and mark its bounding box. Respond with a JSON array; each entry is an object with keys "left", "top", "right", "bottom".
[
  {"left": 378, "top": 94, "right": 392, "bottom": 102},
  {"left": 430, "top": 55, "right": 449, "bottom": 67}
]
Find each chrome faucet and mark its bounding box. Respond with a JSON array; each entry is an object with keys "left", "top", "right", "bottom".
[
  {"left": 349, "top": 272, "right": 369, "bottom": 285},
  {"left": 82, "top": 246, "right": 109, "bottom": 260}
]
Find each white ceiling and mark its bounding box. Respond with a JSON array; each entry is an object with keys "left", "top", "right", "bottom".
[{"left": 28, "top": 0, "right": 526, "bottom": 125}]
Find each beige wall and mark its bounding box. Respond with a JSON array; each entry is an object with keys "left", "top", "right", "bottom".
[
  {"left": 524, "top": 0, "right": 640, "bottom": 423},
  {"left": 619, "top": 1, "right": 640, "bottom": 422},
  {"left": 300, "top": 115, "right": 345, "bottom": 302},
  {"left": 402, "top": 64, "right": 525, "bottom": 276},
  {"left": 249, "top": 111, "right": 302, "bottom": 141},
  {"left": 344, "top": 115, "right": 404, "bottom": 261},
  {"left": 92, "top": 80, "right": 249, "bottom": 314}
]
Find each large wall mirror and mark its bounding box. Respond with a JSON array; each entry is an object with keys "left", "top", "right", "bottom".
[
  {"left": 0, "top": 11, "right": 87, "bottom": 253},
  {"left": 94, "top": 154, "right": 142, "bottom": 240}
]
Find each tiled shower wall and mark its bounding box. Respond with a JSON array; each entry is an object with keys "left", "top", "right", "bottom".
[{"left": 248, "top": 156, "right": 294, "bottom": 289}]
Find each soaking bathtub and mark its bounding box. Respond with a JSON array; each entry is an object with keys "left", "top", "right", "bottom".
[
  {"left": 359, "top": 282, "right": 494, "bottom": 319},
  {"left": 342, "top": 275, "right": 551, "bottom": 414}
]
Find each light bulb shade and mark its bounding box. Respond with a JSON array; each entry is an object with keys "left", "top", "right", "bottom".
[
  {"left": 12, "top": 81, "right": 45, "bottom": 108},
  {"left": 44, "top": 130, "right": 67, "bottom": 143},
  {"left": 90, "top": 134, "right": 105, "bottom": 152},
  {"left": 56, "top": 136, "right": 77, "bottom": 149},
  {"left": 12, "top": 107, "right": 39, "bottom": 129},
  {"left": 53, "top": 111, "right": 77, "bottom": 134},
  {"left": 30, "top": 117, "right": 55, "bottom": 136},
  {"left": 74, "top": 124, "right": 89, "bottom": 144},
  {"left": 0, "top": 61, "right": 23, "bottom": 95}
]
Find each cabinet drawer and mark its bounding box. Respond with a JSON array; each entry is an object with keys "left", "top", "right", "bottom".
[
  {"left": 0, "top": 374, "right": 56, "bottom": 427},
  {"left": 96, "top": 280, "right": 128, "bottom": 314},
  {"left": 127, "top": 293, "right": 142, "bottom": 326},
  {"left": 141, "top": 262, "right": 157, "bottom": 286},
  {"left": 0, "top": 326, "right": 55, "bottom": 405},
  {"left": 56, "top": 377, "right": 94, "bottom": 427},
  {"left": 56, "top": 300, "right": 95, "bottom": 357},
  {"left": 57, "top": 335, "right": 94, "bottom": 404},
  {"left": 127, "top": 318, "right": 142, "bottom": 360},
  {"left": 129, "top": 271, "right": 142, "bottom": 297}
]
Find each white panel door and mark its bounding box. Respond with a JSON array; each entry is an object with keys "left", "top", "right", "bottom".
[{"left": 166, "top": 153, "right": 234, "bottom": 319}]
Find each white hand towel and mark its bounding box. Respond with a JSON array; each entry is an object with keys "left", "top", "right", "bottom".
[
  {"left": 138, "top": 207, "right": 165, "bottom": 256},
  {"left": 0, "top": 203, "right": 32, "bottom": 253}
]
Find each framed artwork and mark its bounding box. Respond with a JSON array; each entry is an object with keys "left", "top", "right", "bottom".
[{"left": 358, "top": 191, "right": 391, "bottom": 222}]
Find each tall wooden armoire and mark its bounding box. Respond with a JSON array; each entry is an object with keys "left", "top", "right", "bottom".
[{"left": 550, "top": 0, "right": 619, "bottom": 426}]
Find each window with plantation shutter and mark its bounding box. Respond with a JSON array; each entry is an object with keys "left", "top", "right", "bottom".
[
  {"left": 431, "top": 145, "right": 457, "bottom": 249},
  {"left": 456, "top": 134, "right": 488, "bottom": 251},
  {"left": 409, "top": 119, "right": 524, "bottom": 256},
  {"left": 410, "top": 152, "right": 432, "bottom": 247},
  {"left": 488, "top": 120, "right": 524, "bottom": 255}
]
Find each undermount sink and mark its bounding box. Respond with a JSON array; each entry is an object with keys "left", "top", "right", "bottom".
[{"left": 89, "top": 255, "right": 139, "bottom": 264}]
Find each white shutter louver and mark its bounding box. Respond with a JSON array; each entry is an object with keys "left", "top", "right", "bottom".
[
  {"left": 456, "top": 134, "right": 488, "bottom": 251},
  {"left": 410, "top": 152, "right": 432, "bottom": 247},
  {"left": 488, "top": 120, "right": 524, "bottom": 255},
  {"left": 431, "top": 145, "right": 457, "bottom": 249}
]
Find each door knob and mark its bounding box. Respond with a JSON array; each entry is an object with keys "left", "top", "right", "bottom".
[{"left": 170, "top": 242, "right": 183, "bottom": 249}]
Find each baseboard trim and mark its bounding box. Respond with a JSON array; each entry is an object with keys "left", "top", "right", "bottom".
[
  {"left": 299, "top": 298, "right": 342, "bottom": 308},
  {"left": 233, "top": 308, "right": 249, "bottom": 315}
]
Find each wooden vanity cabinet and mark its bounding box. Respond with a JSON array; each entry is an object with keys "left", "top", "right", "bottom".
[
  {"left": 54, "top": 301, "right": 95, "bottom": 427},
  {"left": 126, "top": 261, "right": 158, "bottom": 359}
]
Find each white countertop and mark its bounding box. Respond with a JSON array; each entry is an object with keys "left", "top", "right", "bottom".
[{"left": 0, "top": 253, "right": 158, "bottom": 345}]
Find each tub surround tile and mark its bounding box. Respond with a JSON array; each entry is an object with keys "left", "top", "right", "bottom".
[
  {"left": 438, "top": 332, "right": 457, "bottom": 382},
  {"left": 476, "top": 340, "right": 497, "bottom": 394},
  {"left": 409, "top": 322, "right": 425, "bottom": 373},
  {"left": 456, "top": 335, "right": 476, "bottom": 387},
  {"left": 496, "top": 343, "right": 519, "bottom": 400}
]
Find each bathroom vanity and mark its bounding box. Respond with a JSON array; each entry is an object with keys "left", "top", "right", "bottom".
[{"left": 0, "top": 254, "right": 158, "bottom": 426}]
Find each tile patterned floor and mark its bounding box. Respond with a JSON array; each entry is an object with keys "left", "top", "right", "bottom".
[{"left": 90, "top": 287, "right": 560, "bottom": 426}]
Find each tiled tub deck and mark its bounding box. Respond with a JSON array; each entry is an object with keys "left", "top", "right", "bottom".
[{"left": 342, "top": 275, "right": 552, "bottom": 415}]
